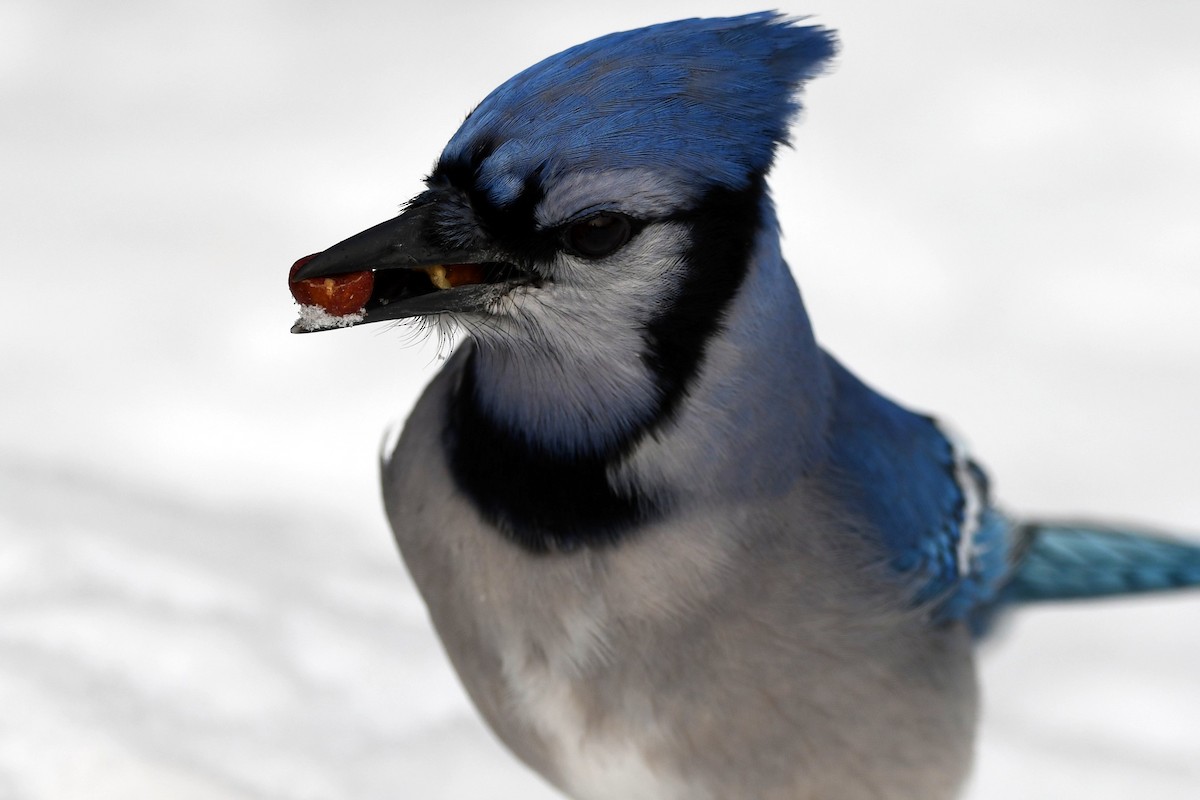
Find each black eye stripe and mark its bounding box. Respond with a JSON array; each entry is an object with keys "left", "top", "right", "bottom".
[{"left": 562, "top": 212, "right": 634, "bottom": 259}]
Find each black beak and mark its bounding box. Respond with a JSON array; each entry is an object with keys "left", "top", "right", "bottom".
[{"left": 289, "top": 192, "right": 535, "bottom": 333}]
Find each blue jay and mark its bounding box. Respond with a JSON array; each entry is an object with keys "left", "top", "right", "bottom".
[{"left": 290, "top": 13, "right": 1200, "bottom": 799}]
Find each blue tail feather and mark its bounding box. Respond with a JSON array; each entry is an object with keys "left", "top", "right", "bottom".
[{"left": 1003, "top": 523, "right": 1200, "bottom": 603}]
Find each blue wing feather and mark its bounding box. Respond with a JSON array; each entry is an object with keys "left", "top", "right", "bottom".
[
  {"left": 826, "top": 355, "right": 1200, "bottom": 630},
  {"left": 825, "top": 356, "right": 1015, "bottom": 623}
]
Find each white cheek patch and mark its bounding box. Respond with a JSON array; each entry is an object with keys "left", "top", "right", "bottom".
[
  {"left": 534, "top": 169, "right": 702, "bottom": 228},
  {"left": 463, "top": 223, "right": 693, "bottom": 450}
]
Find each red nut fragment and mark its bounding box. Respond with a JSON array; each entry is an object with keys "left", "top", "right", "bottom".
[{"left": 288, "top": 253, "right": 374, "bottom": 316}]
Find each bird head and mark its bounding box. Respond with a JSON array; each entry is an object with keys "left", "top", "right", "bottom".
[{"left": 290, "top": 13, "right": 837, "bottom": 342}]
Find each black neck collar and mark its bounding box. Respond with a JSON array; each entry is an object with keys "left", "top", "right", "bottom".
[{"left": 443, "top": 176, "right": 767, "bottom": 553}]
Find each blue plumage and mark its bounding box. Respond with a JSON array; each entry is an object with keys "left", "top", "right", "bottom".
[
  {"left": 293, "top": 13, "right": 1200, "bottom": 797},
  {"left": 825, "top": 356, "right": 1016, "bottom": 625},
  {"left": 298, "top": 10, "right": 1200, "bottom": 626},
  {"left": 823, "top": 348, "right": 1200, "bottom": 625},
  {"left": 440, "top": 13, "right": 836, "bottom": 204},
  {"left": 826, "top": 360, "right": 969, "bottom": 592},
  {"left": 1005, "top": 524, "right": 1200, "bottom": 602}
]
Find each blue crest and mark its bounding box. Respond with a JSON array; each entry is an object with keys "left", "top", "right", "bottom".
[{"left": 437, "top": 12, "right": 838, "bottom": 206}]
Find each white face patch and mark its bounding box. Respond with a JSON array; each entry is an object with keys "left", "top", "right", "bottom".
[
  {"left": 465, "top": 223, "right": 693, "bottom": 451},
  {"left": 534, "top": 169, "right": 701, "bottom": 229}
]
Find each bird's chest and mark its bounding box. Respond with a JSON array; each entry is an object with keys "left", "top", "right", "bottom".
[
  {"left": 498, "top": 638, "right": 697, "bottom": 800},
  {"left": 392, "top": 493, "right": 713, "bottom": 798}
]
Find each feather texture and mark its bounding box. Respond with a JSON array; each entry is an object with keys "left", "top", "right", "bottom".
[
  {"left": 439, "top": 13, "right": 837, "bottom": 205},
  {"left": 1005, "top": 523, "right": 1200, "bottom": 602}
]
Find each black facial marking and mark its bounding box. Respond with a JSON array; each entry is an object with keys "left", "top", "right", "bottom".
[
  {"left": 442, "top": 174, "right": 767, "bottom": 554},
  {"left": 431, "top": 136, "right": 498, "bottom": 192},
  {"left": 445, "top": 354, "right": 655, "bottom": 554},
  {"left": 431, "top": 149, "right": 559, "bottom": 264},
  {"left": 644, "top": 173, "right": 766, "bottom": 422}
]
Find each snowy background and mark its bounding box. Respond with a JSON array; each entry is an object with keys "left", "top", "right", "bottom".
[{"left": 2, "top": 1, "right": 1198, "bottom": 798}]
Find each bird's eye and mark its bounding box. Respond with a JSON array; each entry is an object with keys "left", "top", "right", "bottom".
[{"left": 563, "top": 213, "right": 632, "bottom": 259}]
